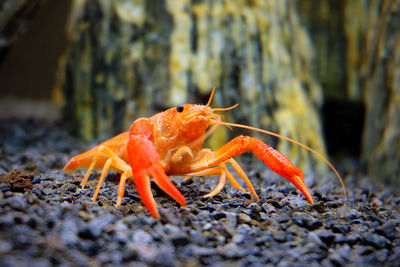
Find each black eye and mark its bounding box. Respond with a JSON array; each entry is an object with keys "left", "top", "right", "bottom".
[{"left": 176, "top": 105, "right": 184, "bottom": 112}]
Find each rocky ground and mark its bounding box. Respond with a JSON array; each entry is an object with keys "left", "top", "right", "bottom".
[{"left": 0, "top": 118, "right": 399, "bottom": 266}]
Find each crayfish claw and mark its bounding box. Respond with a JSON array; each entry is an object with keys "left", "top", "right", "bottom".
[
  {"left": 133, "top": 173, "right": 160, "bottom": 219},
  {"left": 288, "top": 174, "right": 314, "bottom": 205},
  {"left": 151, "top": 164, "right": 187, "bottom": 207}
]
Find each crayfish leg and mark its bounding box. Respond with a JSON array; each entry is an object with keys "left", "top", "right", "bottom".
[
  {"left": 80, "top": 151, "right": 101, "bottom": 188},
  {"left": 228, "top": 159, "right": 259, "bottom": 201},
  {"left": 78, "top": 145, "right": 133, "bottom": 204},
  {"left": 182, "top": 164, "right": 246, "bottom": 198},
  {"left": 203, "top": 170, "right": 226, "bottom": 198},
  {"left": 92, "top": 158, "right": 113, "bottom": 202},
  {"left": 116, "top": 170, "right": 132, "bottom": 206},
  {"left": 221, "top": 163, "right": 246, "bottom": 192}
]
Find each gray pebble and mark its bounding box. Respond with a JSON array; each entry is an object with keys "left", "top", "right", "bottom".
[
  {"left": 132, "top": 229, "right": 153, "bottom": 244},
  {"left": 237, "top": 224, "right": 251, "bottom": 234},
  {"left": 219, "top": 242, "right": 246, "bottom": 259},
  {"left": 237, "top": 213, "right": 251, "bottom": 224},
  {"left": 80, "top": 214, "right": 114, "bottom": 239},
  {"left": 262, "top": 202, "right": 276, "bottom": 213},
  {"left": 292, "top": 212, "right": 322, "bottom": 230},
  {"left": 363, "top": 231, "right": 390, "bottom": 249},
  {"left": 170, "top": 232, "right": 190, "bottom": 247}
]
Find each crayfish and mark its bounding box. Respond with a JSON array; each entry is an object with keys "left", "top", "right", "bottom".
[{"left": 64, "top": 88, "right": 345, "bottom": 218}]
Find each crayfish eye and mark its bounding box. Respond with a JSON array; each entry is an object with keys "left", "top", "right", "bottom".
[{"left": 176, "top": 105, "right": 184, "bottom": 113}]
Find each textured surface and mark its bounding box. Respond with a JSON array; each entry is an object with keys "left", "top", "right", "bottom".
[
  {"left": 300, "top": 0, "right": 400, "bottom": 185},
  {"left": 361, "top": 0, "right": 400, "bottom": 186},
  {"left": 0, "top": 118, "right": 399, "bottom": 266}
]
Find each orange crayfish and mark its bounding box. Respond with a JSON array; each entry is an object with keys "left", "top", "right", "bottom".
[{"left": 64, "top": 88, "right": 345, "bottom": 218}]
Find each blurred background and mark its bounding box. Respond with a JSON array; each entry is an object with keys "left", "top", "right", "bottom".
[{"left": 0, "top": 0, "right": 398, "bottom": 186}]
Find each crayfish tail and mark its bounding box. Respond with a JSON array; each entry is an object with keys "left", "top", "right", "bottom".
[{"left": 63, "top": 158, "right": 78, "bottom": 172}]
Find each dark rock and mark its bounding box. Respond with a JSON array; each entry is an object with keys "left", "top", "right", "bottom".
[
  {"left": 247, "top": 202, "right": 262, "bottom": 212},
  {"left": 0, "top": 240, "right": 12, "bottom": 254},
  {"left": 190, "top": 230, "right": 207, "bottom": 246},
  {"left": 261, "top": 202, "right": 276, "bottom": 213},
  {"left": 340, "top": 233, "right": 361, "bottom": 245},
  {"left": 222, "top": 212, "right": 237, "bottom": 226},
  {"left": 219, "top": 242, "right": 246, "bottom": 259},
  {"left": 132, "top": 229, "right": 153, "bottom": 244},
  {"left": 212, "top": 211, "right": 227, "bottom": 220},
  {"left": 237, "top": 213, "right": 251, "bottom": 224},
  {"left": 163, "top": 223, "right": 182, "bottom": 234},
  {"left": 272, "top": 230, "right": 287, "bottom": 243},
  {"left": 312, "top": 201, "right": 327, "bottom": 213},
  {"left": 170, "top": 232, "right": 190, "bottom": 247},
  {"left": 125, "top": 243, "right": 160, "bottom": 263},
  {"left": 31, "top": 176, "right": 41, "bottom": 184},
  {"left": 4, "top": 196, "right": 26, "bottom": 211},
  {"left": 292, "top": 212, "right": 322, "bottom": 230},
  {"left": 79, "top": 214, "right": 114, "bottom": 239},
  {"left": 60, "top": 183, "right": 78, "bottom": 193},
  {"left": 70, "top": 250, "right": 90, "bottom": 266},
  {"left": 255, "top": 232, "right": 274, "bottom": 246},
  {"left": 153, "top": 250, "right": 178, "bottom": 267},
  {"left": 27, "top": 215, "right": 39, "bottom": 229},
  {"left": 0, "top": 257, "right": 51, "bottom": 267},
  {"left": 281, "top": 195, "right": 308, "bottom": 211},
  {"left": 232, "top": 234, "right": 245, "bottom": 244},
  {"left": 345, "top": 208, "right": 363, "bottom": 220},
  {"left": 274, "top": 213, "right": 291, "bottom": 223},
  {"left": 202, "top": 222, "right": 212, "bottom": 231},
  {"left": 0, "top": 183, "right": 10, "bottom": 192},
  {"left": 388, "top": 246, "right": 400, "bottom": 262},
  {"left": 376, "top": 221, "right": 396, "bottom": 239},
  {"left": 312, "top": 229, "right": 336, "bottom": 246},
  {"left": 60, "top": 220, "right": 79, "bottom": 245},
  {"left": 332, "top": 224, "right": 351, "bottom": 234},
  {"left": 375, "top": 249, "right": 389, "bottom": 262},
  {"left": 237, "top": 224, "right": 251, "bottom": 234},
  {"left": 363, "top": 231, "right": 391, "bottom": 249}
]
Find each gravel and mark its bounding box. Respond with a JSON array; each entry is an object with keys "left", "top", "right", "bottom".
[{"left": 0, "top": 118, "right": 399, "bottom": 266}]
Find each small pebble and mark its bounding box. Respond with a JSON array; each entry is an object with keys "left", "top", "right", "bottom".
[
  {"left": 363, "top": 231, "right": 390, "bottom": 249},
  {"left": 237, "top": 213, "right": 251, "bottom": 224},
  {"left": 132, "top": 229, "right": 153, "bottom": 244}
]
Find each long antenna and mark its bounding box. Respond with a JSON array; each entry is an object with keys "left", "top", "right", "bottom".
[
  {"left": 205, "top": 87, "right": 216, "bottom": 108},
  {"left": 212, "top": 103, "right": 239, "bottom": 112}
]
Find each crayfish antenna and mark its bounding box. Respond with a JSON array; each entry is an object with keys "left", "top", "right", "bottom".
[
  {"left": 205, "top": 87, "right": 216, "bottom": 108},
  {"left": 210, "top": 120, "right": 347, "bottom": 205}
]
